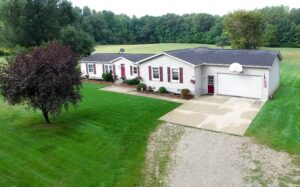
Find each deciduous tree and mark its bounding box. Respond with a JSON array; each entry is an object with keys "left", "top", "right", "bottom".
[
  {"left": 0, "top": 42, "right": 81, "bottom": 124},
  {"left": 224, "top": 10, "right": 263, "bottom": 49},
  {"left": 60, "top": 25, "right": 95, "bottom": 57}
]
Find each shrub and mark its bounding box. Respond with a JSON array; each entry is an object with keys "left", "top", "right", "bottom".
[
  {"left": 125, "top": 77, "right": 140, "bottom": 85},
  {"left": 159, "top": 86, "right": 167, "bottom": 94},
  {"left": 137, "top": 83, "right": 147, "bottom": 91},
  {"left": 102, "top": 73, "right": 114, "bottom": 82},
  {"left": 181, "top": 89, "right": 193, "bottom": 99}
]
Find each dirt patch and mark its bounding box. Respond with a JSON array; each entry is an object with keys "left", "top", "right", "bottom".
[{"left": 140, "top": 123, "right": 185, "bottom": 187}]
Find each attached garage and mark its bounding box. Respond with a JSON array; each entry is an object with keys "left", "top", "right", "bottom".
[{"left": 217, "top": 73, "right": 263, "bottom": 99}]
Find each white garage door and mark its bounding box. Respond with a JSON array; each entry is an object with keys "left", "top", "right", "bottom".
[{"left": 217, "top": 73, "right": 262, "bottom": 99}]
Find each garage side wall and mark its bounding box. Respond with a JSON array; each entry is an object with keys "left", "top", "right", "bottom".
[
  {"left": 139, "top": 55, "right": 196, "bottom": 94},
  {"left": 268, "top": 58, "right": 280, "bottom": 97},
  {"left": 194, "top": 66, "right": 202, "bottom": 96},
  {"left": 202, "top": 65, "right": 270, "bottom": 100}
]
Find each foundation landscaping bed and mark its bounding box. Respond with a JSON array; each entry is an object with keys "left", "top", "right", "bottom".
[{"left": 136, "top": 83, "right": 194, "bottom": 100}]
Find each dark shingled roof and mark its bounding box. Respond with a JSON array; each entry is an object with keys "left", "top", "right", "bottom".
[
  {"left": 81, "top": 53, "right": 154, "bottom": 63},
  {"left": 164, "top": 48, "right": 282, "bottom": 67}
]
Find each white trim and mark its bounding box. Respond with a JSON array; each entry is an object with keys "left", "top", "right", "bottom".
[
  {"left": 136, "top": 53, "right": 195, "bottom": 67},
  {"left": 111, "top": 57, "right": 127, "bottom": 63},
  {"left": 170, "top": 67, "right": 180, "bottom": 83},
  {"left": 133, "top": 65, "right": 138, "bottom": 75},
  {"left": 87, "top": 64, "right": 94, "bottom": 73},
  {"left": 152, "top": 66, "right": 160, "bottom": 81},
  {"left": 80, "top": 61, "right": 111, "bottom": 64},
  {"left": 195, "top": 63, "right": 271, "bottom": 69},
  {"left": 104, "top": 64, "right": 113, "bottom": 74}
]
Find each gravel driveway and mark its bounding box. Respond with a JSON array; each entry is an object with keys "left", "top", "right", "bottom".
[
  {"left": 165, "top": 126, "right": 300, "bottom": 187},
  {"left": 143, "top": 124, "right": 300, "bottom": 187}
]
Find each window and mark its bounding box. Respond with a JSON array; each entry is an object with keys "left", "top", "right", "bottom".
[
  {"left": 208, "top": 76, "right": 214, "bottom": 85},
  {"left": 133, "top": 66, "right": 138, "bottom": 75},
  {"left": 152, "top": 67, "right": 160, "bottom": 80},
  {"left": 88, "top": 64, "right": 94, "bottom": 73},
  {"left": 105, "top": 65, "right": 113, "bottom": 74},
  {"left": 171, "top": 68, "right": 179, "bottom": 82}
]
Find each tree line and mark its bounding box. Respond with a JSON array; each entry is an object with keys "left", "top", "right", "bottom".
[
  {"left": 73, "top": 5, "right": 300, "bottom": 47},
  {"left": 0, "top": 0, "right": 300, "bottom": 57}
]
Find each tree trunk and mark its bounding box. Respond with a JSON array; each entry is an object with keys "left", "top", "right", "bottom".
[{"left": 42, "top": 111, "right": 51, "bottom": 124}]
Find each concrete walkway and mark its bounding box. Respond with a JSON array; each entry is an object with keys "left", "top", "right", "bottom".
[
  {"left": 160, "top": 96, "right": 265, "bottom": 136},
  {"left": 101, "top": 85, "right": 186, "bottom": 103}
]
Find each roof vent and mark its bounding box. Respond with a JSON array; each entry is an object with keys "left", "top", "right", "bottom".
[{"left": 229, "top": 63, "right": 243, "bottom": 73}]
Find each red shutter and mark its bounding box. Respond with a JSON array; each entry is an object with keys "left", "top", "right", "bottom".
[
  {"left": 102, "top": 64, "right": 105, "bottom": 74},
  {"left": 167, "top": 67, "right": 171, "bottom": 82},
  {"left": 130, "top": 65, "right": 133, "bottom": 75},
  {"left": 160, "top": 67, "right": 163, "bottom": 82},
  {"left": 94, "top": 64, "right": 96, "bottom": 74},
  {"left": 113, "top": 65, "right": 116, "bottom": 76},
  {"left": 148, "top": 66, "right": 152, "bottom": 80},
  {"left": 179, "top": 67, "right": 183, "bottom": 83},
  {"left": 138, "top": 66, "right": 140, "bottom": 77}
]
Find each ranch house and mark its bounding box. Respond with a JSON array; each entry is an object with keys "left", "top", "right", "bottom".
[{"left": 80, "top": 48, "right": 282, "bottom": 101}]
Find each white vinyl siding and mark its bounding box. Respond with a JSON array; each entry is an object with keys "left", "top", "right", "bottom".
[
  {"left": 139, "top": 55, "right": 195, "bottom": 94},
  {"left": 112, "top": 58, "right": 137, "bottom": 80},
  {"left": 268, "top": 58, "right": 280, "bottom": 96}
]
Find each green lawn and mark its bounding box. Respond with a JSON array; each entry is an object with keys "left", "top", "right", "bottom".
[
  {"left": 95, "top": 43, "right": 300, "bottom": 155},
  {"left": 94, "top": 43, "right": 214, "bottom": 54},
  {"left": 0, "top": 43, "right": 299, "bottom": 186},
  {"left": 246, "top": 47, "right": 300, "bottom": 154},
  {"left": 0, "top": 83, "right": 180, "bottom": 186},
  {"left": 0, "top": 56, "right": 6, "bottom": 64}
]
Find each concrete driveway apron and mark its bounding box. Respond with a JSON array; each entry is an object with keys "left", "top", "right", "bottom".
[{"left": 160, "top": 96, "right": 265, "bottom": 136}]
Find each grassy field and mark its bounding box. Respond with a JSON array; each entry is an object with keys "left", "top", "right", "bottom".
[
  {"left": 0, "top": 83, "right": 179, "bottom": 186},
  {"left": 94, "top": 43, "right": 212, "bottom": 54},
  {"left": 246, "top": 47, "right": 300, "bottom": 154},
  {"left": 95, "top": 44, "right": 300, "bottom": 155},
  {"left": 0, "top": 56, "right": 6, "bottom": 64}
]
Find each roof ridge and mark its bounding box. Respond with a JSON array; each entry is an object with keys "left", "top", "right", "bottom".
[
  {"left": 92, "top": 52, "right": 155, "bottom": 55},
  {"left": 165, "top": 47, "right": 279, "bottom": 54}
]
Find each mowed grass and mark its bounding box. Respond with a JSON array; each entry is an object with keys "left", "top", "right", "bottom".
[
  {"left": 0, "top": 56, "right": 6, "bottom": 64},
  {"left": 246, "top": 48, "right": 300, "bottom": 154},
  {"left": 94, "top": 43, "right": 213, "bottom": 54},
  {"left": 96, "top": 43, "right": 300, "bottom": 154},
  {"left": 0, "top": 83, "right": 180, "bottom": 186}
]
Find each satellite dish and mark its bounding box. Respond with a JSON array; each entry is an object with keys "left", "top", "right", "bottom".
[
  {"left": 120, "top": 48, "right": 125, "bottom": 53},
  {"left": 229, "top": 63, "right": 243, "bottom": 73}
]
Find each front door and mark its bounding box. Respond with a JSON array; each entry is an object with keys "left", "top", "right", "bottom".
[
  {"left": 208, "top": 76, "right": 214, "bottom": 94},
  {"left": 121, "top": 64, "right": 126, "bottom": 77}
]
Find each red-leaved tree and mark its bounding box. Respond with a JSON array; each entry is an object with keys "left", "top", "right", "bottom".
[{"left": 0, "top": 42, "right": 81, "bottom": 124}]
